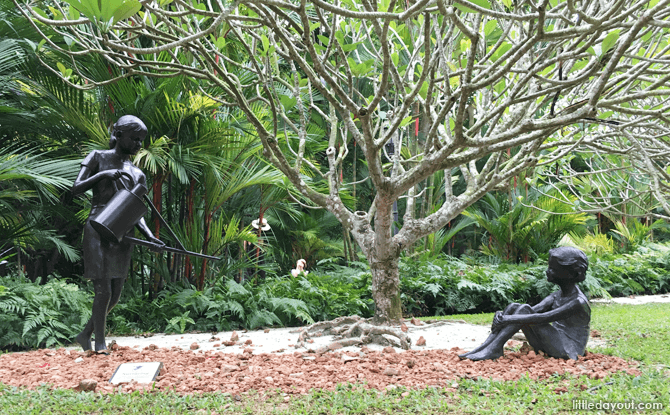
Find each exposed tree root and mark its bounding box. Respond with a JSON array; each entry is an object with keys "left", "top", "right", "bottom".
[{"left": 290, "top": 315, "right": 412, "bottom": 351}]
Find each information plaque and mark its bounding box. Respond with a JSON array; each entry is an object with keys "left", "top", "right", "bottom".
[{"left": 109, "top": 362, "right": 163, "bottom": 384}]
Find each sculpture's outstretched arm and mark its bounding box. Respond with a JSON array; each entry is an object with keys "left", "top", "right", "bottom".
[{"left": 502, "top": 297, "right": 587, "bottom": 326}]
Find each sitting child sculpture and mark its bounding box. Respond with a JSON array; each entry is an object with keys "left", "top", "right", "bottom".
[{"left": 460, "top": 246, "right": 590, "bottom": 361}]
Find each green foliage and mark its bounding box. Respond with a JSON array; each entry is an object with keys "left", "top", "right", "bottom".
[
  {"left": 587, "top": 243, "right": 670, "bottom": 297},
  {"left": 0, "top": 274, "right": 91, "bottom": 350},
  {"left": 397, "top": 244, "right": 670, "bottom": 316},
  {"left": 164, "top": 311, "right": 195, "bottom": 334},
  {"left": 609, "top": 217, "right": 667, "bottom": 253},
  {"left": 464, "top": 187, "right": 588, "bottom": 262},
  {"left": 266, "top": 262, "right": 373, "bottom": 323},
  {"left": 61, "top": 0, "right": 141, "bottom": 31},
  {"left": 566, "top": 231, "right": 616, "bottom": 255},
  {"left": 108, "top": 278, "right": 315, "bottom": 334},
  {"left": 399, "top": 254, "right": 560, "bottom": 315}
]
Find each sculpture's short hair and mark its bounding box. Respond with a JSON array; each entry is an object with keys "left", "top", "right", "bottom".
[
  {"left": 548, "top": 246, "right": 588, "bottom": 283},
  {"left": 109, "top": 115, "right": 148, "bottom": 149}
]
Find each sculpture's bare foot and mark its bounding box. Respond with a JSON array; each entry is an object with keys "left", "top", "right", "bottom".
[
  {"left": 94, "top": 340, "right": 108, "bottom": 354},
  {"left": 461, "top": 347, "right": 503, "bottom": 361},
  {"left": 75, "top": 331, "right": 92, "bottom": 351}
]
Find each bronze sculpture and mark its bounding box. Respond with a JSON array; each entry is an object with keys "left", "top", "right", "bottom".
[
  {"left": 460, "top": 246, "right": 590, "bottom": 361},
  {"left": 72, "top": 115, "right": 164, "bottom": 354}
]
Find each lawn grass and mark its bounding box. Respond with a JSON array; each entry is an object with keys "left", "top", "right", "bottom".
[{"left": 1, "top": 303, "right": 668, "bottom": 414}]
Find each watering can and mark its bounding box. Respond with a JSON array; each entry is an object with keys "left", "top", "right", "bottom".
[
  {"left": 90, "top": 171, "right": 221, "bottom": 261},
  {"left": 90, "top": 173, "right": 148, "bottom": 243}
]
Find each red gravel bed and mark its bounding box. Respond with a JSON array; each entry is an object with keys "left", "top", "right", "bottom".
[{"left": 0, "top": 345, "right": 641, "bottom": 395}]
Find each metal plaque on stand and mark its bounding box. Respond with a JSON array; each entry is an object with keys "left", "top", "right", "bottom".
[{"left": 109, "top": 362, "right": 163, "bottom": 384}]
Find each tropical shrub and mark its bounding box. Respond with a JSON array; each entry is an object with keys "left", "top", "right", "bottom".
[
  {"left": 0, "top": 274, "right": 91, "bottom": 350},
  {"left": 266, "top": 262, "right": 373, "bottom": 323},
  {"left": 564, "top": 232, "right": 616, "bottom": 255},
  {"left": 609, "top": 218, "right": 668, "bottom": 253},
  {"left": 587, "top": 244, "right": 670, "bottom": 296},
  {"left": 464, "top": 187, "right": 589, "bottom": 263},
  {"left": 108, "top": 278, "right": 314, "bottom": 334},
  {"left": 398, "top": 244, "right": 670, "bottom": 316}
]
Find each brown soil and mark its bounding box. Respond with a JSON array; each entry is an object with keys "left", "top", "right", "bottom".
[{"left": 0, "top": 345, "right": 641, "bottom": 395}]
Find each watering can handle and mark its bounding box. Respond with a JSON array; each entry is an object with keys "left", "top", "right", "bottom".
[{"left": 111, "top": 170, "right": 134, "bottom": 192}]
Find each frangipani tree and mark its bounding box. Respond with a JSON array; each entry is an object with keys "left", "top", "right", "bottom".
[{"left": 16, "top": 0, "right": 670, "bottom": 327}]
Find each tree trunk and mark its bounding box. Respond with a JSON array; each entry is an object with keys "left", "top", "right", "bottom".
[
  {"left": 150, "top": 173, "right": 165, "bottom": 297},
  {"left": 370, "top": 258, "right": 402, "bottom": 324},
  {"left": 197, "top": 211, "right": 212, "bottom": 291}
]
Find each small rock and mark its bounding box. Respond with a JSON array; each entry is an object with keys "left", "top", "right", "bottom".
[
  {"left": 410, "top": 317, "right": 424, "bottom": 326},
  {"left": 243, "top": 348, "right": 253, "bottom": 354},
  {"left": 382, "top": 346, "right": 396, "bottom": 354},
  {"left": 505, "top": 340, "right": 522, "bottom": 349},
  {"left": 148, "top": 344, "right": 157, "bottom": 350},
  {"left": 289, "top": 372, "right": 304, "bottom": 377},
  {"left": 342, "top": 355, "right": 359, "bottom": 363},
  {"left": 328, "top": 342, "right": 342, "bottom": 351},
  {"left": 74, "top": 357, "right": 84, "bottom": 363},
  {"left": 303, "top": 356, "right": 316, "bottom": 360},
  {"left": 264, "top": 329, "right": 270, "bottom": 333},
  {"left": 79, "top": 379, "right": 97, "bottom": 391},
  {"left": 385, "top": 384, "right": 397, "bottom": 391},
  {"left": 220, "top": 365, "right": 239, "bottom": 373},
  {"left": 512, "top": 333, "right": 526, "bottom": 341},
  {"left": 307, "top": 339, "right": 314, "bottom": 343},
  {"left": 264, "top": 376, "right": 274, "bottom": 383},
  {"left": 400, "top": 323, "right": 408, "bottom": 333},
  {"left": 519, "top": 342, "right": 533, "bottom": 354},
  {"left": 223, "top": 341, "right": 236, "bottom": 346},
  {"left": 230, "top": 331, "right": 239, "bottom": 342},
  {"left": 190, "top": 343, "right": 199, "bottom": 350},
  {"left": 213, "top": 343, "right": 221, "bottom": 347},
  {"left": 244, "top": 339, "right": 252, "bottom": 345},
  {"left": 315, "top": 346, "right": 328, "bottom": 354},
  {"left": 406, "top": 359, "right": 416, "bottom": 368},
  {"left": 416, "top": 336, "right": 426, "bottom": 346},
  {"left": 383, "top": 366, "right": 399, "bottom": 376}
]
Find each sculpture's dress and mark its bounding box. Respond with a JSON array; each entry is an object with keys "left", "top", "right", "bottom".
[{"left": 81, "top": 150, "right": 145, "bottom": 280}]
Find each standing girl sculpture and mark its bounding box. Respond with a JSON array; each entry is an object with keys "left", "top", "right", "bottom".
[
  {"left": 72, "top": 115, "right": 164, "bottom": 354},
  {"left": 460, "top": 246, "right": 590, "bottom": 361}
]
